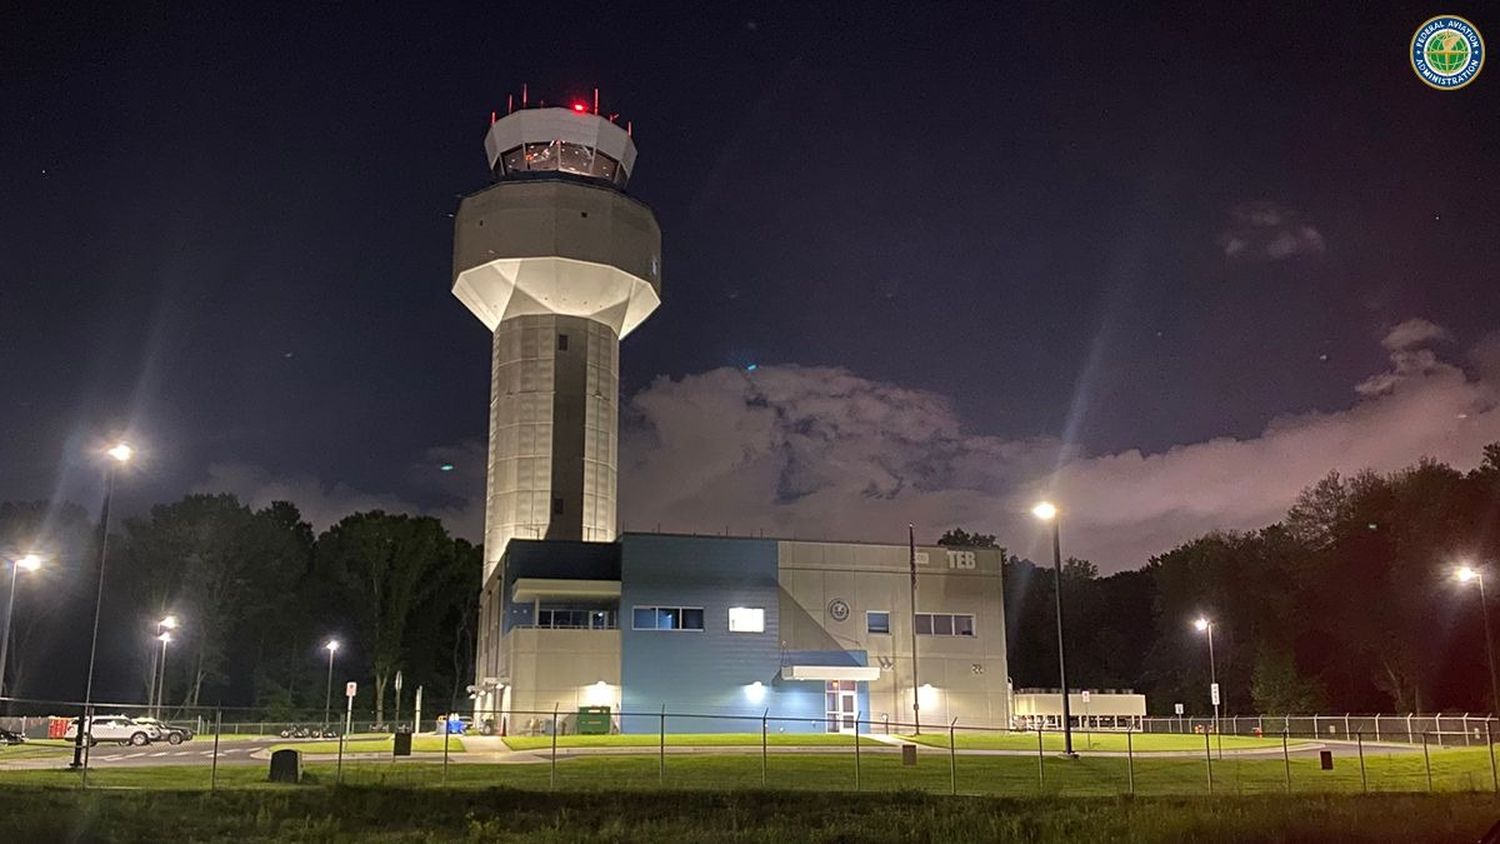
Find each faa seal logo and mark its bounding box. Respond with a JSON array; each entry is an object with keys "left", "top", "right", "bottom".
[{"left": 1411, "top": 15, "right": 1485, "bottom": 90}]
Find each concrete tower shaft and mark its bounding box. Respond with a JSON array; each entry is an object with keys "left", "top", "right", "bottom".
[{"left": 453, "top": 106, "right": 662, "bottom": 589}]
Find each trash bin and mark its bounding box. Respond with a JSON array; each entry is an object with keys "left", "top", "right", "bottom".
[
  {"left": 577, "top": 706, "right": 611, "bottom": 736},
  {"left": 393, "top": 729, "right": 413, "bottom": 757},
  {"left": 902, "top": 744, "right": 918, "bottom": 766},
  {"left": 269, "top": 748, "right": 302, "bottom": 783},
  {"left": 1319, "top": 750, "right": 1334, "bottom": 770}
]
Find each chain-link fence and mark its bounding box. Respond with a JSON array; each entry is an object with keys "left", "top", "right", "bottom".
[{"left": 2, "top": 697, "right": 1498, "bottom": 797}]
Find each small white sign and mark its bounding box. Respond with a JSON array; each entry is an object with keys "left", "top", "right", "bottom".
[
  {"left": 1174, "top": 703, "right": 1184, "bottom": 715},
  {"left": 346, "top": 681, "right": 358, "bottom": 699},
  {"left": 1210, "top": 683, "right": 1220, "bottom": 706},
  {"left": 1080, "top": 690, "right": 1091, "bottom": 704}
]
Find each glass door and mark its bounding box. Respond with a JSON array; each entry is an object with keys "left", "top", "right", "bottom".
[{"left": 824, "top": 680, "right": 858, "bottom": 732}]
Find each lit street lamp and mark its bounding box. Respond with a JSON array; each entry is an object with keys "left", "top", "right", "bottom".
[
  {"left": 323, "top": 640, "right": 340, "bottom": 733},
  {"left": 1455, "top": 565, "right": 1500, "bottom": 716},
  {"left": 73, "top": 441, "right": 133, "bottom": 770},
  {"left": 150, "top": 615, "right": 178, "bottom": 715},
  {"left": 1, "top": 553, "right": 44, "bottom": 701},
  {"left": 1032, "top": 501, "right": 1075, "bottom": 756},
  {"left": 1193, "top": 616, "right": 1221, "bottom": 751}
]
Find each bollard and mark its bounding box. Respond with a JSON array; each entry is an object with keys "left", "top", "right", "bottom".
[
  {"left": 1282, "top": 730, "right": 1291, "bottom": 794},
  {"left": 1126, "top": 726, "right": 1135, "bottom": 795},
  {"left": 211, "top": 709, "right": 222, "bottom": 792},
  {"left": 1422, "top": 733, "right": 1433, "bottom": 792},
  {"left": 854, "top": 712, "right": 861, "bottom": 791},
  {"left": 948, "top": 718, "right": 958, "bottom": 795},
  {"left": 658, "top": 705, "right": 666, "bottom": 786},
  {"left": 1355, "top": 731, "right": 1367, "bottom": 792},
  {"left": 761, "top": 709, "right": 769, "bottom": 787},
  {"left": 1204, "top": 728, "right": 1214, "bottom": 795},
  {"left": 550, "top": 703, "right": 559, "bottom": 790}
]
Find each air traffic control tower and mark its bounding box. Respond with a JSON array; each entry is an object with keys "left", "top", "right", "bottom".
[{"left": 453, "top": 96, "right": 662, "bottom": 705}]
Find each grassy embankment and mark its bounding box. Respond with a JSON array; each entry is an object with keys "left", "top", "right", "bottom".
[{"left": 1, "top": 786, "right": 1497, "bottom": 842}]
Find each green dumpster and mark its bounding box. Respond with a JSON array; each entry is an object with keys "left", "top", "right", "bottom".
[{"left": 577, "top": 706, "right": 611, "bottom": 735}]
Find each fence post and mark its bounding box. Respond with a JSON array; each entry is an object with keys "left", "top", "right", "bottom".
[
  {"left": 1357, "top": 731, "right": 1367, "bottom": 794},
  {"left": 948, "top": 718, "right": 958, "bottom": 796},
  {"left": 658, "top": 705, "right": 666, "bottom": 786},
  {"left": 1422, "top": 732, "right": 1433, "bottom": 792},
  {"left": 1036, "top": 726, "right": 1045, "bottom": 791},
  {"left": 1312, "top": 714, "right": 1318, "bottom": 737},
  {"left": 1231, "top": 714, "right": 1238, "bottom": 736},
  {"left": 1465, "top": 713, "right": 1472, "bottom": 747},
  {"left": 1204, "top": 728, "right": 1214, "bottom": 795},
  {"left": 854, "top": 712, "right": 861, "bottom": 792},
  {"left": 1374, "top": 715, "right": 1380, "bottom": 743},
  {"left": 1282, "top": 730, "right": 1291, "bottom": 794},
  {"left": 1343, "top": 713, "right": 1350, "bottom": 738},
  {"left": 1489, "top": 719, "right": 1498, "bottom": 794},
  {"left": 550, "top": 703, "right": 559, "bottom": 790},
  {"left": 761, "top": 709, "right": 769, "bottom": 787},
  {"left": 1407, "top": 713, "right": 1414, "bottom": 744},
  {"left": 211, "top": 709, "right": 221, "bottom": 792},
  {"left": 1258, "top": 714, "right": 1264, "bottom": 735},
  {"left": 1126, "top": 726, "right": 1135, "bottom": 796}
]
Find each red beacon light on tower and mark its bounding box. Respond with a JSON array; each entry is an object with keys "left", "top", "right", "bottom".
[{"left": 572, "top": 102, "right": 588, "bottom": 113}]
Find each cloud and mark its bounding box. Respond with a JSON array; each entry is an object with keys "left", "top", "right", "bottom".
[
  {"left": 618, "top": 321, "right": 1497, "bottom": 571},
  {"left": 196, "top": 321, "right": 1500, "bottom": 574},
  {"left": 1220, "top": 201, "right": 1325, "bottom": 261}
]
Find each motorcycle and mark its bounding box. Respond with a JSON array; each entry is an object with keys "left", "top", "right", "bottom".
[{"left": 278, "top": 724, "right": 312, "bottom": 739}]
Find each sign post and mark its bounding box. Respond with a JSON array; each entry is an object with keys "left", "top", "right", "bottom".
[
  {"left": 1175, "top": 702, "right": 1185, "bottom": 733},
  {"left": 345, "top": 681, "right": 357, "bottom": 736},
  {"left": 1081, "top": 690, "right": 1092, "bottom": 749},
  {"left": 394, "top": 670, "right": 404, "bottom": 729}
]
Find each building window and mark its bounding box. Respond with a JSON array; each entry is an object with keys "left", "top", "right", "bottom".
[
  {"left": 558, "top": 333, "right": 569, "bottom": 351},
  {"left": 915, "top": 612, "right": 976, "bottom": 637},
  {"left": 728, "top": 606, "right": 765, "bottom": 633},
  {"left": 866, "top": 611, "right": 891, "bottom": 634},
  {"left": 632, "top": 605, "right": 705, "bottom": 631}
]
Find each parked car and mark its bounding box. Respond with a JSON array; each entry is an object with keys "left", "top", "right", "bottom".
[
  {"left": 63, "top": 715, "right": 161, "bottom": 747},
  {"left": 132, "top": 717, "right": 193, "bottom": 745},
  {"left": 0, "top": 727, "right": 24, "bottom": 746}
]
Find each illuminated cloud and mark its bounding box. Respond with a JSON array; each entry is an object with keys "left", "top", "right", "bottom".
[{"left": 1220, "top": 201, "right": 1325, "bottom": 261}]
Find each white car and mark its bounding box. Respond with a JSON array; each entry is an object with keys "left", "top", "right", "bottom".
[{"left": 63, "top": 715, "right": 162, "bottom": 747}]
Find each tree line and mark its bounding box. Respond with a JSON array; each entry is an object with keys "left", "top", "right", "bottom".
[
  {"left": 942, "top": 443, "right": 1500, "bottom": 716},
  {"left": 0, "top": 496, "right": 478, "bottom": 719}
]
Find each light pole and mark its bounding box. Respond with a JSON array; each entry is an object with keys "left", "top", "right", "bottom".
[
  {"left": 151, "top": 615, "right": 178, "bottom": 716},
  {"left": 1194, "top": 616, "right": 1219, "bottom": 742},
  {"left": 154, "top": 631, "right": 173, "bottom": 718},
  {"left": 1, "top": 553, "right": 44, "bottom": 701},
  {"left": 1455, "top": 565, "right": 1500, "bottom": 716},
  {"left": 323, "top": 640, "right": 340, "bottom": 733},
  {"left": 73, "top": 441, "right": 132, "bottom": 770},
  {"left": 1032, "top": 501, "right": 1075, "bottom": 756}
]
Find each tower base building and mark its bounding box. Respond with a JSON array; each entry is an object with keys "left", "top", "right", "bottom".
[{"left": 479, "top": 534, "right": 1010, "bottom": 734}]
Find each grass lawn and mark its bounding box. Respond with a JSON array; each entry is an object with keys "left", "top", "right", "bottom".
[
  {"left": 0, "top": 745, "right": 1494, "bottom": 798},
  {"left": 0, "top": 785, "right": 1497, "bottom": 842},
  {"left": 502, "top": 732, "right": 880, "bottom": 751},
  {"left": 0, "top": 739, "right": 80, "bottom": 761},
  {"left": 904, "top": 731, "right": 1302, "bottom": 753},
  {"left": 268, "top": 735, "right": 464, "bottom": 754}
]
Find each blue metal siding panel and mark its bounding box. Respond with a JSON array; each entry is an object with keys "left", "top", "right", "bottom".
[{"left": 621, "top": 535, "right": 831, "bottom": 732}]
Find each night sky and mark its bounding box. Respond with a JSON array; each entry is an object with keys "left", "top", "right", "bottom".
[{"left": 5, "top": 3, "right": 1500, "bottom": 569}]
